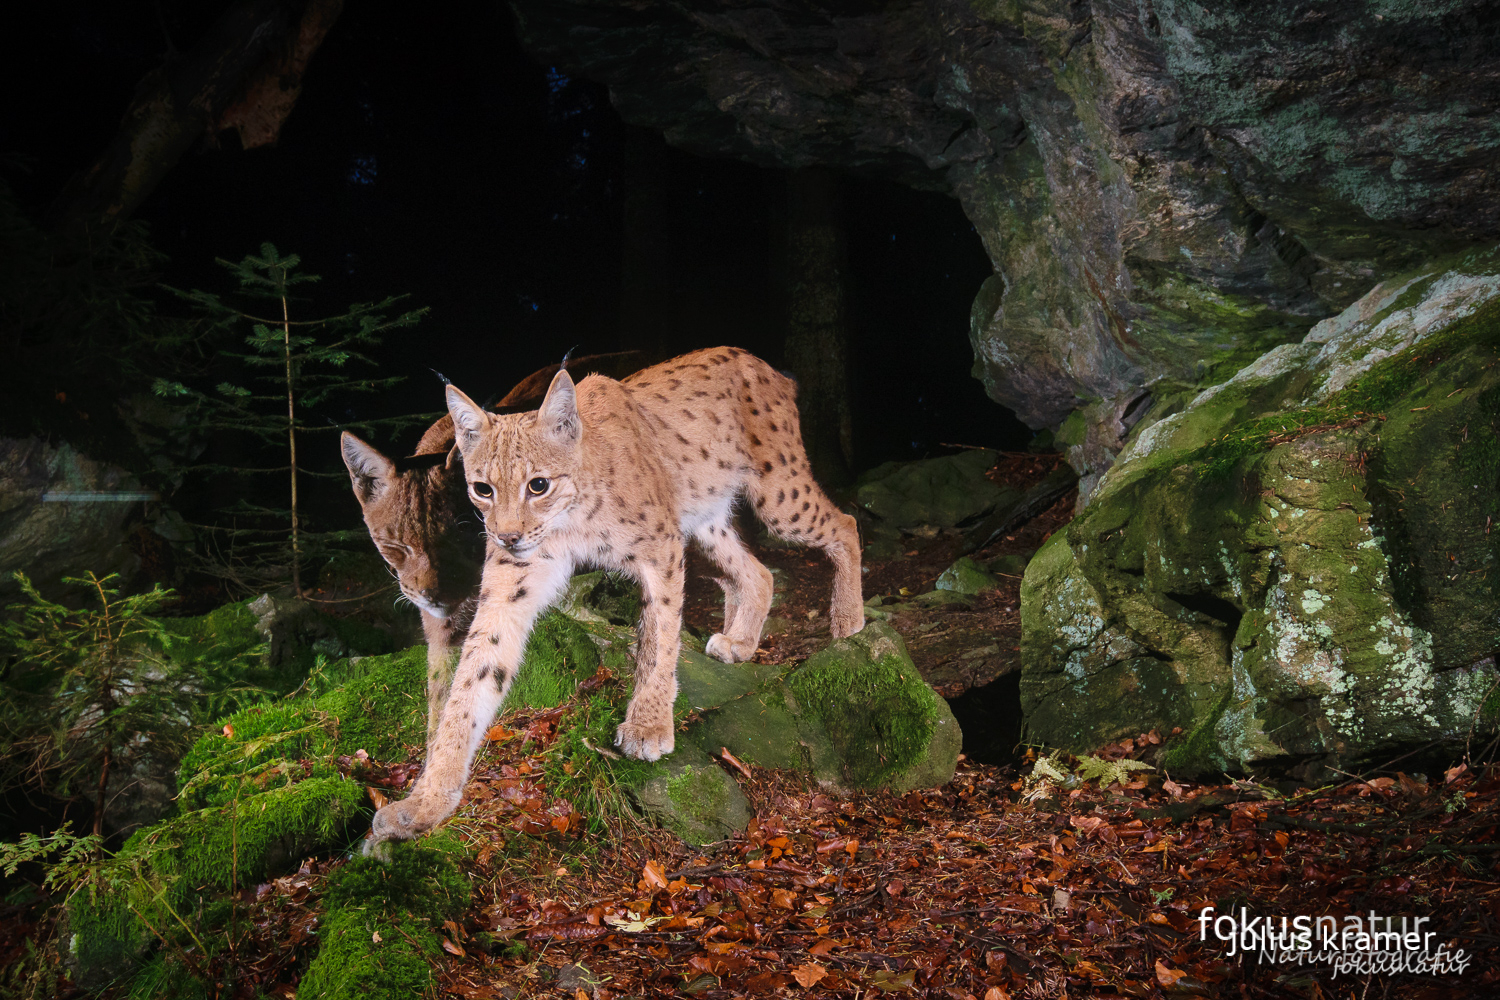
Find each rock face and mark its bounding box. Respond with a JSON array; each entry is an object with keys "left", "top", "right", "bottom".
[
  {"left": 0, "top": 438, "right": 152, "bottom": 596},
  {"left": 511, "top": 0, "right": 1500, "bottom": 490},
  {"left": 1020, "top": 250, "right": 1500, "bottom": 775}
]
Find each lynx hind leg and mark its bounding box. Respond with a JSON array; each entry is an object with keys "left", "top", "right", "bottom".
[
  {"left": 615, "top": 549, "right": 685, "bottom": 761},
  {"left": 745, "top": 450, "right": 863, "bottom": 640},
  {"left": 693, "top": 510, "right": 774, "bottom": 663}
]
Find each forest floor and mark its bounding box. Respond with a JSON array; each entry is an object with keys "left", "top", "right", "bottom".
[{"left": 7, "top": 454, "right": 1500, "bottom": 999}]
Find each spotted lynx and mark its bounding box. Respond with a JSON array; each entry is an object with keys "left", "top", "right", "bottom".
[{"left": 367, "top": 346, "right": 863, "bottom": 848}]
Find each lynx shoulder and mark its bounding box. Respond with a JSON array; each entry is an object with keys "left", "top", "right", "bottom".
[{"left": 367, "top": 346, "right": 863, "bottom": 849}]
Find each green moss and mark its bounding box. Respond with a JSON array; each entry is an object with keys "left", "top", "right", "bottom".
[
  {"left": 296, "top": 908, "right": 440, "bottom": 1000},
  {"left": 665, "top": 766, "right": 729, "bottom": 829},
  {"left": 314, "top": 646, "right": 429, "bottom": 760},
  {"left": 507, "top": 612, "right": 601, "bottom": 710},
  {"left": 323, "top": 835, "right": 470, "bottom": 923},
  {"left": 64, "top": 886, "right": 154, "bottom": 990},
  {"left": 126, "top": 776, "right": 368, "bottom": 891},
  {"left": 177, "top": 646, "right": 428, "bottom": 808},
  {"left": 1187, "top": 293, "right": 1500, "bottom": 481},
  {"left": 1159, "top": 688, "right": 1233, "bottom": 779},
  {"left": 121, "top": 953, "right": 208, "bottom": 1000},
  {"left": 787, "top": 623, "right": 942, "bottom": 788}
]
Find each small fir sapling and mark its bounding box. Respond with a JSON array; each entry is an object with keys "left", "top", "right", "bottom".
[
  {"left": 154, "top": 243, "right": 428, "bottom": 594},
  {"left": 0, "top": 572, "right": 258, "bottom": 842}
]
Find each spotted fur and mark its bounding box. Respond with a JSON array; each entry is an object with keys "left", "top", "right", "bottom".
[{"left": 367, "top": 347, "right": 863, "bottom": 849}]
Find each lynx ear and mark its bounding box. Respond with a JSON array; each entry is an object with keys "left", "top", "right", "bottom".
[
  {"left": 445, "top": 385, "right": 489, "bottom": 454},
  {"left": 444, "top": 445, "right": 462, "bottom": 471},
  {"left": 538, "top": 368, "right": 580, "bottom": 445},
  {"left": 342, "top": 432, "right": 394, "bottom": 503}
]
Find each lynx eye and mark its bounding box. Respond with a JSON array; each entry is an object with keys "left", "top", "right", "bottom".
[
  {"left": 471, "top": 481, "right": 494, "bottom": 499},
  {"left": 527, "top": 477, "right": 551, "bottom": 496}
]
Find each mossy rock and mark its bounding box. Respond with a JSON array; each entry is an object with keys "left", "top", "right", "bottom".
[
  {"left": 1022, "top": 250, "right": 1500, "bottom": 774},
  {"left": 987, "top": 552, "right": 1033, "bottom": 577},
  {"left": 785, "top": 622, "right": 961, "bottom": 791},
  {"left": 564, "top": 618, "right": 959, "bottom": 843},
  {"left": 935, "top": 556, "right": 1000, "bottom": 595},
  {"left": 626, "top": 740, "right": 751, "bottom": 846},
  {"left": 177, "top": 645, "right": 431, "bottom": 808},
  {"left": 300, "top": 835, "right": 470, "bottom": 1000},
  {"left": 557, "top": 570, "right": 643, "bottom": 626},
  {"left": 854, "top": 450, "right": 1008, "bottom": 531}
]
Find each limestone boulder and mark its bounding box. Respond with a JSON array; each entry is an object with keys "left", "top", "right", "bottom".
[{"left": 1021, "top": 250, "right": 1500, "bottom": 776}]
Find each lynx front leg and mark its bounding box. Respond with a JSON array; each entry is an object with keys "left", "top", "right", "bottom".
[
  {"left": 419, "top": 609, "right": 461, "bottom": 745},
  {"left": 615, "top": 547, "right": 685, "bottom": 761},
  {"left": 368, "top": 557, "right": 570, "bottom": 851}
]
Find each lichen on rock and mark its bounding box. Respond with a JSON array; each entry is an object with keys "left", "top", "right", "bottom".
[{"left": 1023, "top": 250, "right": 1500, "bottom": 776}]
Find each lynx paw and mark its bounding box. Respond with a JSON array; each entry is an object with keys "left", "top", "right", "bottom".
[
  {"left": 615, "top": 719, "right": 675, "bottom": 761},
  {"left": 830, "top": 605, "right": 865, "bottom": 640},
  {"left": 364, "top": 789, "right": 459, "bottom": 855},
  {"left": 706, "top": 632, "right": 756, "bottom": 663}
]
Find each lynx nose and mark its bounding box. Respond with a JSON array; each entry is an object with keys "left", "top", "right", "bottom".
[{"left": 495, "top": 531, "right": 523, "bottom": 548}]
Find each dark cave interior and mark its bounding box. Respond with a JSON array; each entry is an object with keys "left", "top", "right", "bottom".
[{"left": 4, "top": 0, "right": 1032, "bottom": 493}]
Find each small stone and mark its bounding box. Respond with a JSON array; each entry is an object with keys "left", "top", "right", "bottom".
[{"left": 935, "top": 556, "right": 1000, "bottom": 595}]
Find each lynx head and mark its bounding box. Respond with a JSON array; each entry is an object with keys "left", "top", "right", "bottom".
[
  {"left": 341, "top": 423, "right": 483, "bottom": 618},
  {"left": 446, "top": 370, "right": 582, "bottom": 556}
]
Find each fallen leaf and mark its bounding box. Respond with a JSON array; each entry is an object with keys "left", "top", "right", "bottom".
[
  {"left": 792, "top": 962, "right": 828, "bottom": 987},
  {"left": 605, "top": 913, "right": 669, "bottom": 933},
  {"left": 441, "top": 936, "right": 466, "bottom": 958},
  {"left": 983, "top": 988, "right": 1009, "bottom": 1000},
  {"left": 222, "top": 724, "right": 234, "bottom": 739},
  {"left": 367, "top": 786, "right": 388, "bottom": 809},
  {"left": 771, "top": 888, "right": 798, "bottom": 910},
  {"left": 639, "top": 860, "right": 668, "bottom": 892},
  {"left": 443, "top": 919, "right": 464, "bottom": 940},
  {"left": 371, "top": 929, "right": 382, "bottom": 944},
  {"left": 870, "top": 969, "right": 915, "bottom": 991},
  {"left": 720, "top": 746, "right": 754, "bottom": 781},
  {"left": 485, "top": 725, "right": 511, "bottom": 742},
  {"left": 1155, "top": 960, "right": 1185, "bottom": 987}
]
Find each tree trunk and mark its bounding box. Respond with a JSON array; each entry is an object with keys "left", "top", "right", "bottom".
[
  {"left": 783, "top": 168, "right": 854, "bottom": 487},
  {"left": 618, "top": 126, "right": 674, "bottom": 355},
  {"left": 50, "top": 0, "right": 343, "bottom": 231}
]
